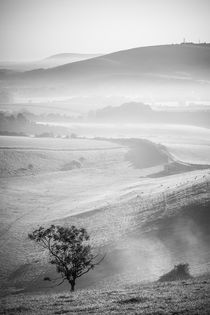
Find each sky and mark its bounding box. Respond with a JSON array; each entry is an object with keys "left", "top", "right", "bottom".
[{"left": 0, "top": 0, "right": 210, "bottom": 61}]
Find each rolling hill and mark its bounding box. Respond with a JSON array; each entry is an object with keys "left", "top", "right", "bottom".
[
  {"left": 20, "top": 43, "right": 210, "bottom": 80},
  {"left": 0, "top": 136, "right": 210, "bottom": 297},
  {"left": 1, "top": 43, "right": 210, "bottom": 103},
  {"left": 0, "top": 53, "right": 101, "bottom": 72}
]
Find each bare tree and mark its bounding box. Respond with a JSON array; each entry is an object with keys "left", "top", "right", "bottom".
[{"left": 29, "top": 225, "right": 104, "bottom": 291}]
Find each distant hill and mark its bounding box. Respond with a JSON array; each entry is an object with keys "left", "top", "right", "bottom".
[
  {"left": 1, "top": 44, "right": 210, "bottom": 102},
  {"left": 45, "top": 52, "right": 101, "bottom": 61},
  {"left": 19, "top": 43, "right": 210, "bottom": 78},
  {"left": 0, "top": 53, "right": 102, "bottom": 72},
  {"left": 40, "top": 53, "right": 102, "bottom": 68}
]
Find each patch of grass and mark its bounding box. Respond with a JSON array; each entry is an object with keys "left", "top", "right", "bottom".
[
  {"left": 53, "top": 302, "right": 64, "bottom": 306},
  {"left": 1, "top": 306, "right": 30, "bottom": 314},
  {"left": 58, "top": 295, "right": 70, "bottom": 299},
  {"left": 1, "top": 275, "right": 210, "bottom": 314},
  {"left": 117, "top": 296, "right": 148, "bottom": 304}
]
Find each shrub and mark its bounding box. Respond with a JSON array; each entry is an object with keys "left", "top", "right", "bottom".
[
  {"left": 61, "top": 160, "right": 81, "bottom": 171},
  {"left": 79, "top": 157, "right": 85, "bottom": 163},
  {"left": 158, "top": 263, "right": 192, "bottom": 282},
  {"left": 43, "top": 276, "right": 51, "bottom": 281}
]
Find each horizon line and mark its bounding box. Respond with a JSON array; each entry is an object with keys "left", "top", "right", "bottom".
[{"left": 0, "top": 41, "right": 209, "bottom": 63}]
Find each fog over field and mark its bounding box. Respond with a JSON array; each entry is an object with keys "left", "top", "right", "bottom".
[{"left": 0, "top": 0, "right": 210, "bottom": 314}]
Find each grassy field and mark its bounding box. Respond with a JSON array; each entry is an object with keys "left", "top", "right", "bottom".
[
  {"left": 0, "top": 165, "right": 209, "bottom": 296},
  {"left": 0, "top": 136, "right": 125, "bottom": 177},
  {"left": 1, "top": 275, "right": 210, "bottom": 314},
  {"left": 0, "top": 136, "right": 121, "bottom": 150}
]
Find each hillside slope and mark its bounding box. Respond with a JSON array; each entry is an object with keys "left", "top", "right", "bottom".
[
  {"left": 1, "top": 44, "right": 210, "bottom": 101},
  {"left": 0, "top": 53, "right": 102, "bottom": 72},
  {"left": 18, "top": 44, "right": 210, "bottom": 81},
  {"left": 1, "top": 275, "right": 210, "bottom": 314}
]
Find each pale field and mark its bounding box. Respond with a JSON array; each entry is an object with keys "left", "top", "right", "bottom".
[
  {"left": 0, "top": 135, "right": 210, "bottom": 299},
  {"left": 165, "top": 144, "right": 210, "bottom": 165},
  {"left": 36, "top": 122, "right": 210, "bottom": 164},
  {"left": 0, "top": 136, "right": 119, "bottom": 150},
  {"left": 40, "top": 122, "right": 210, "bottom": 146},
  {"left": 0, "top": 137, "right": 125, "bottom": 177}
]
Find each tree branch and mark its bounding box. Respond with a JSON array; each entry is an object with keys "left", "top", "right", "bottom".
[
  {"left": 47, "top": 238, "right": 69, "bottom": 276},
  {"left": 55, "top": 277, "right": 66, "bottom": 286},
  {"left": 42, "top": 277, "right": 66, "bottom": 289},
  {"left": 77, "top": 265, "right": 94, "bottom": 278},
  {"left": 77, "top": 254, "right": 106, "bottom": 278}
]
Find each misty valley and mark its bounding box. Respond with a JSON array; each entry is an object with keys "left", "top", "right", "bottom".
[{"left": 0, "top": 43, "right": 210, "bottom": 314}]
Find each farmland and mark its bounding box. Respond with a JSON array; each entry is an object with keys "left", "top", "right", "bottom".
[{"left": 0, "top": 133, "right": 210, "bottom": 314}]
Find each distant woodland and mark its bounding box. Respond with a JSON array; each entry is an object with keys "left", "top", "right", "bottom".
[{"left": 0, "top": 102, "right": 210, "bottom": 138}]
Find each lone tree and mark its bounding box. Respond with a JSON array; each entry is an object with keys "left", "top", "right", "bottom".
[{"left": 29, "top": 225, "right": 104, "bottom": 291}]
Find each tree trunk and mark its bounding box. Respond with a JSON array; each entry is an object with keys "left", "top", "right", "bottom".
[{"left": 70, "top": 280, "right": 75, "bottom": 292}]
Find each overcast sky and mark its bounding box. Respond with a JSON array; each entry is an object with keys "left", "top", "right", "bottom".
[{"left": 0, "top": 0, "right": 209, "bottom": 61}]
